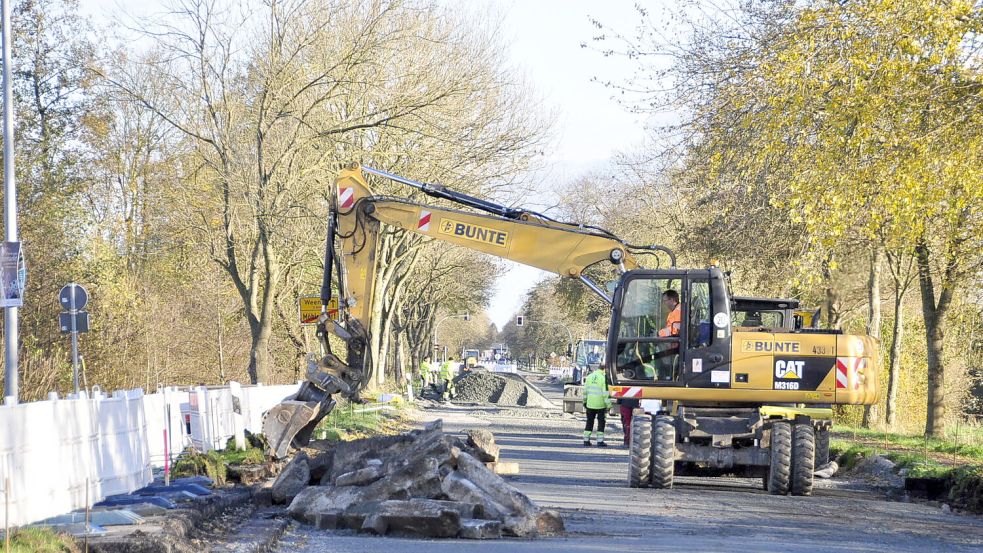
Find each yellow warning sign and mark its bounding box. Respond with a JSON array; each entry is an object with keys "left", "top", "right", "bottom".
[{"left": 299, "top": 296, "right": 339, "bottom": 325}]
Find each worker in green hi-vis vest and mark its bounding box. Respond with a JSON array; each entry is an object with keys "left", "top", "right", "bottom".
[{"left": 582, "top": 364, "right": 611, "bottom": 447}]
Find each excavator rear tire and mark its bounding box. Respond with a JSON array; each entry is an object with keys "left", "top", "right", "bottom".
[
  {"left": 767, "top": 421, "right": 792, "bottom": 495},
  {"left": 628, "top": 413, "right": 653, "bottom": 488},
  {"left": 815, "top": 427, "right": 830, "bottom": 466},
  {"left": 792, "top": 423, "right": 816, "bottom": 496},
  {"left": 650, "top": 416, "right": 676, "bottom": 489}
]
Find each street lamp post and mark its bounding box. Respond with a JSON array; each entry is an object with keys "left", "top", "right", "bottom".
[
  {"left": 432, "top": 313, "right": 470, "bottom": 362},
  {"left": 2, "top": 0, "right": 18, "bottom": 404}
]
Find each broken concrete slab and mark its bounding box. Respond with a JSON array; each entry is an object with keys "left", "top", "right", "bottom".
[
  {"left": 503, "top": 509, "right": 565, "bottom": 537},
  {"left": 440, "top": 471, "right": 508, "bottom": 521},
  {"left": 334, "top": 464, "right": 383, "bottom": 487},
  {"left": 272, "top": 451, "right": 311, "bottom": 504},
  {"left": 463, "top": 429, "right": 500, "bottom": 462},
  {"left": 355, "top": 500, "right": 462, "bottom": 538},
  {"left": 456, "top": 451, "right": 536, "bottom": 516},
  {"left": 288, "top": 485, "right": 365, "bottom": 522},
  {"left": 485, "top": 462, "right": 519, "bottom": 475},
  {"left": 460, "top": 518, "right": 502, "bottom": 539}
]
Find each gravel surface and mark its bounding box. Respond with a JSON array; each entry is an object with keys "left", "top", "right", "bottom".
[{"left": 453, "top": 371, "right": 554, "bottom": 408}]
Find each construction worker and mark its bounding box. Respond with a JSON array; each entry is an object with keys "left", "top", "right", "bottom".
[
  {"left": 440, "top": 356, "right": 456, "bottom": 401},
  {"left": 419, "top": 356, "right": 432, "bottom": 394},
  {"left": 619, "top": 397, "right": 641, "bottom": 447},
  {"left": 656, "top": 289, "right": 682, "bottom": 381},
  {"left": 582, "top": 364, "right": 611, "bottom": 447},
  {"left": 658, "top": 290, "right": 682, "bottom": 338},
  {"left": 429, "top": 357, "right": 441, "bottom": 394}
]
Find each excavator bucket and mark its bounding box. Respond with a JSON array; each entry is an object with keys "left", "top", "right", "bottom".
[{"left": 262, "top": 396, "right": 334, "bottom": 459}]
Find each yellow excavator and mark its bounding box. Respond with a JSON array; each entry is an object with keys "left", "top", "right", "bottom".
[{"left": 263, "top": 164, "right": 879, "bottom": 496}]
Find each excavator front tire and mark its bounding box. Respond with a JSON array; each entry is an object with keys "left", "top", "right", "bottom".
[
  {"left": 650, "top": 416, "right": 676, "bottom": 489},
  {"left": 766, "top": 421, "right": 792, "bottom": 495},
  {"left": 792, "top": 423, "right": 816, "bottom": 496},
  {"left": 628, "top": 413, "right": 653, "bottom": 488}
]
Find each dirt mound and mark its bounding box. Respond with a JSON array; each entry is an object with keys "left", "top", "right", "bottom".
[{"left": 454, "top": 371, "right": 554, "bottom": 408}]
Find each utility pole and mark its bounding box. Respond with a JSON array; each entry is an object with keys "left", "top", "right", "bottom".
[{"left": 2, "top": 0, "right": 18, "bottom": 404}]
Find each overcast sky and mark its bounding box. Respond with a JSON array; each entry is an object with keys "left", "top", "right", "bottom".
[{"left": 81, "top": 0, "right": 655, "bottom": 331}]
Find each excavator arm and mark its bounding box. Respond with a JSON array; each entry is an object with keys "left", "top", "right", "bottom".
[{"left": 263, "top": 163, "right": 675, "bottom": 457}]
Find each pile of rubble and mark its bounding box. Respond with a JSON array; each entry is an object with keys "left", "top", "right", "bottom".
[
  {"left": 268, "top": 420, "right": 563, "bottom": 539},
  {"left": 454, "top": 371, "right": 555, "bottom": 408}
]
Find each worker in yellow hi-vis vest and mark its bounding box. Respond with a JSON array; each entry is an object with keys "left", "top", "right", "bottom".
[{"left": 582, "top": 364, "right": 611, "bottom": 447}]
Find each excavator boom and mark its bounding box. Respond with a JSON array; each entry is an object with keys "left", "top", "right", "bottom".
[{"left": 262, "top": 164, "right": 674, "bottom": 457}]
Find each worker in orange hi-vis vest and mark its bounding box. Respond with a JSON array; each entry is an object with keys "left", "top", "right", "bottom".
[
  {"left": 658, "top": 290, "right": 681, "bottom": 338},
  {"left": 655, "top": 289, "right": 682, "bottom": 381}
]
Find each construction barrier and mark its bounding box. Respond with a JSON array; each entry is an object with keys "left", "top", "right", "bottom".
[
  {"left": 0, "top": 382, "right": 299, "bottom": 527},
  {"left": 548, "top": 366, "right": 574, "bottom": 378},
  {"left": 490, "top": 363, "right": 518, "bottom": 374}
]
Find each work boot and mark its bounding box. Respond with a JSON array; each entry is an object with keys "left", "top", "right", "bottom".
[
  {"left": 583, "top": 440, "right": 592, "bottom": 447},
  {"left": 597, "top": 441, "right": 609, "bottom": 448}
]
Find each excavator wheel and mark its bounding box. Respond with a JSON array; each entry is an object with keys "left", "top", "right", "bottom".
[
  {"left": 815, "top": 426, "right": 830, "bottom": 466},
  {"left": 650, "top": 416, "right": 676, "bottom": 489},
  {"left": 792, "top": 423, "right": 816, "bottom": 496},
  {"left": 628, "top": 413, "right": 653, "bottom": 488},
  {"left": 766, "top": 421, "right": 792, "bottom": 495}
]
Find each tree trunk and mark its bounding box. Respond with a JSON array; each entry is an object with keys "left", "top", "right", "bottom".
[
  {"left": 885, "top": 287, "right": 905, "bottom": 428},
  {"left": 862, "top": 247, "right": 883, "bottom": 428},
  {"left": 915, "top": 239, "right": 952, "bottom": 438},
  {"left": 248, "top": 318, "right": 272, "bottom": 385}
]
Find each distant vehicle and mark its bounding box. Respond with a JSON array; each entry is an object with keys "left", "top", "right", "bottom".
[
  {"left": 462, "top": 349, "right": 480, "bottom": 369},
  {"left": 563, "top": 339, "right": 610, "bottom": 415}
]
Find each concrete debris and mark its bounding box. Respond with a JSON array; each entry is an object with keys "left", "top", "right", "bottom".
[
  {"left": 271, "top": 451, "right": 310, "bottom": 505},
  {"left": 463, "top": 428, "right": 500, "bottom": 462},
  {"left": 285, "top": 419, "right": 563, "bottom": 539},
  {"left": 459, "top": 518, "right": 503, "bottom": 539},
  {"left": 453, "top": 371, "right": 555, "bottom": 408},
  {"left": 814, "top": 461, "right": 838, "bottom": 479},
  {"left": 485, "top": 462, "right": 520, "bottom": 475}
]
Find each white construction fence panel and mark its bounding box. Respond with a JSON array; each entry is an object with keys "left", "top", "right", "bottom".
[
  {"left": 548, "top": 366, "right": 573, "bottom": 378},
  {"left": 0, "top": 381, "right": 300, "bottom": 526},
  {"left": 188, "top": 383, "right": 299, "bottom": 453},
  {"left": 0, "top": 389, "right": 152, "bottom": 527},
  {"left": 491, "top": 363, "right": 518, "bottom": 374}
]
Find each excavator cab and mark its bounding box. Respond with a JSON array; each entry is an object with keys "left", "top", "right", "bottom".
[{"left": 607, "top": 268, "right": 731, "bottom": 388}]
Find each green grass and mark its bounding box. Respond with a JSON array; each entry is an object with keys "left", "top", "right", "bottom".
[
  {"left": 833, "top": 425, "right": 983, "bottom": 463},
  {"left": 1, "top": 527, "right": 79, "bottom": 552},
  {"left": 831, "top": 426, "right": 983, "bottom": 512},
  {"left": 314, "top": 400, "right": 407, "bottom": 441}
]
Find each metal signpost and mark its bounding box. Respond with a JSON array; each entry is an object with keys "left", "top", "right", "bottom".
[
  {"left": 2, "top": 0, "right": 19, "bottom": 404},
  {"left": 59, "top": 283, "right": 89, "bottom": 394}
]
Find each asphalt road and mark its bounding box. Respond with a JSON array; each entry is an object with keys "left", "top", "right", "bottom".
[{"left": 275, "top": 376, "right": 983, "bottom": 553}]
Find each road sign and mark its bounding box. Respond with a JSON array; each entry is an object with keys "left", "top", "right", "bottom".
[
  {"left": 59, "top": 283, "right": 88, "bottom": 310},
  {"left": 299, "top": 295, "right": 339, "bottom": 325},
  {"left": 59, "top": 311, "right": 89, "bottom": 333}
]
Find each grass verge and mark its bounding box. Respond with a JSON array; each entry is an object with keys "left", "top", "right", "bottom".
[
  {"left": 831, "top": 426, "right": 983, "bottom": 512},
  {"left": 1, "top": 527, "right": 79, "bottom": 552},
  {"left": 313, "top": 397, "right": 409, "bottom": 442}
]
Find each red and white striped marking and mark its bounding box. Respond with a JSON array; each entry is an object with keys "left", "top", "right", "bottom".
[
  {"left": 338, "top": 186, "right": 355, "bottom": 209},
  {"left": 613, "top": 386, "right": 642, "bottom": 398},
  {"left": 835, "top": 357, "right": 865, "bottom": 390},
  {"left": 418, "top": 210, "right": 432, "bottom": 231}
]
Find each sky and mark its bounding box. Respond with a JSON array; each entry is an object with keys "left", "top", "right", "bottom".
[
  {"left": 471, "top": 1, "right": 652, "bottom": 329},
  {"left": 81, "top": 0, "right": 656, "bottom": 330}
]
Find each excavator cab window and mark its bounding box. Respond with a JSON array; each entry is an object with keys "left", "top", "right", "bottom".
[{"left": 614, "top": 277, "right": 682, "bottom": 382}]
